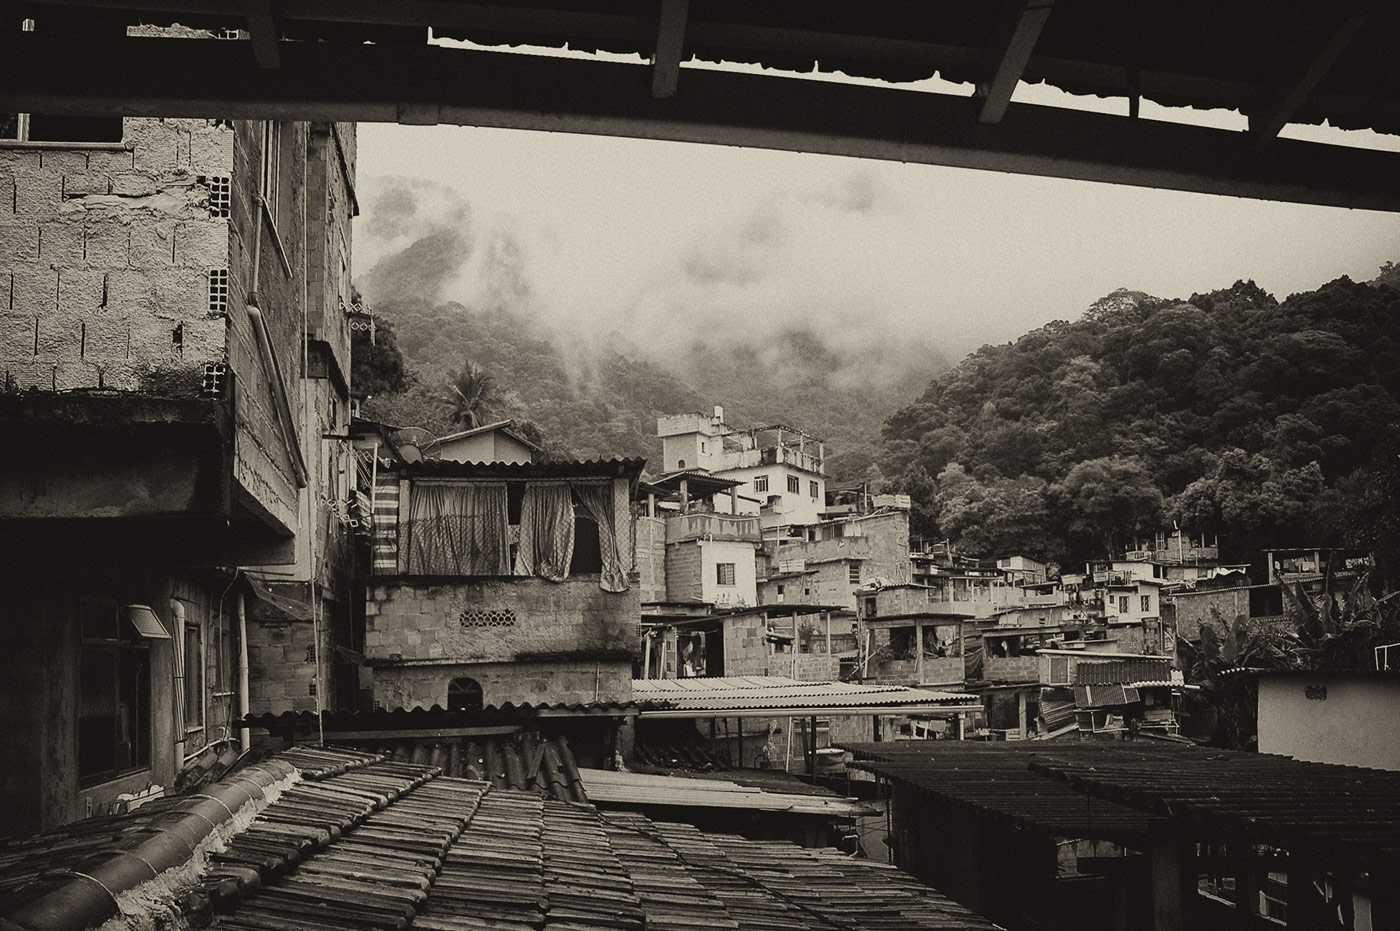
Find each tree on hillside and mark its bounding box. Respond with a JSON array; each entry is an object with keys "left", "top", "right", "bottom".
[
  {"left": 1052, "top": 456, "right": 1164, "bottom": 559},
  {"left": 440, "top": 362, "right": 501, "bottom": 429},
  {"left": 350, "top": 315, "right": 411, "bottom": 400}
]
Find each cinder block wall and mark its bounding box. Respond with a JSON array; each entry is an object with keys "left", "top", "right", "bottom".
[
  {"left": 0, "top": 119, "right": 231, "bottom": 394},
  {"left": 664, "top": 542, "right": 703, "bottom": 603},
  {"left": 245, "top": 615, "right": 334, "bottom": 715},
  {"left": 372, "top": 659, "right": 633, "bottom": 709},
  {"left": 364, "top": 578, "right": 641, "bottom": 662},
  {"left": 635, "top": 516, "right": 666, "bottom": 603}
]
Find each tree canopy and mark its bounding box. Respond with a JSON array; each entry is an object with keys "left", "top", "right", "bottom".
[{"left": 881, "top": 270, "right": 1400, "bottom": 573}]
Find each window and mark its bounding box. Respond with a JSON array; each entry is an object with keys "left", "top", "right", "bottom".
[
  {"left": 753, "top": 475, "right": 768, "bottom": 493},
  {"left": 787, "top": 475, "right": 800, "bottom": 493},
  {"left": 182, "top": 614, "right": 204, "bottom": 732},
  {"left": 447, "top": 677, "right": 484, "bottom": 712},
  {"left": 849, "top": 564, "right": 861, "bottom": 585},
  {"left": 80, "top": 600, "right": 163, "bottom": 785},
  {"left": 716, "top": 563, "right": 736, "bottom": 586},
  {"left": 1118, "top": 596, "right": 1130, "bottom": 613},
  {"left": 810, "top": 480, "right": 819, "bottom": 498},
  {"left": 1140, "top": 595, "right": 1151, "bottom": 613},
  {"left": 259, "top": 121, "right": 282, "bottom": 214}
]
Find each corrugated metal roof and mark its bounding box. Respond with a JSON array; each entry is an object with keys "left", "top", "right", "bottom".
[
  {"left": 243, "top": 701, "right": 637, "bottom": 733},
  {"left": 579, "top": 768, "right": 876, "bottom": 818},
  {"left": 634, "top": 675, "right": 978, "bottom": 716},
  {"left": 394, "top": 456, "right": 646, "bottom": 479},
  {"left": 1, "top": 744, "right": 1003, "bottom": 931},
  {"left": 845, "top": 742, "right": 1172, "bottom": 845},
  {"left": 1029, "top": 746, "right": 1400, "bottom": 872}
]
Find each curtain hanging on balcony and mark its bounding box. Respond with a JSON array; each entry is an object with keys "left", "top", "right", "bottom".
[
  {"left": 406, "top": 482, "right": 509, "bottom": 575},
  {"left": 515, "top": 482, "right": 574, "bottom": 581},
  {"left": 573, "top": 481, "right": 629, "bottom": 592}
]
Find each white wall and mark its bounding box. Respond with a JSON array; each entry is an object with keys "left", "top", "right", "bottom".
[
  {"left": 701, "top": 538, "right": 760, "bottom": 608},
  {"left": 1258, "top": 675, "right": 1400, "bottom": 771}
]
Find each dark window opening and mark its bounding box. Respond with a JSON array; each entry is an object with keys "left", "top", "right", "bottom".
[
  {"left": 27, "top": 114, "right": 124, "bottom": 143},
  {"left": 571, "top": 505, "right": 603, "bottom": 574},
  {"left": 79, "top": 599, "right": 153, "bottom": 786},
  {"left": 447, "top": 677, "right": 484, "bottom": 712}
]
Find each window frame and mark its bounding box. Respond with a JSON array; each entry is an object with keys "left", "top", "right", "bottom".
[
  {"left": 810, "top": 479, "right": 820, "bottom": 499},
  {"left": 786, "top": 474, "right": 800, "bottom": 494},
  {"left": 1140, "top": 594, "right": 1152, "bottom": 613},
  {"left": 716, "top": 562, "right": 737, "bottom": 586},
  {"left": 753, "top": 474, "right": 768, "bottom": 493},
  {"left": 78, "top": 599, "right": 155, "bottom": 787},
  {"left": 849, "top": 563, "right": 861, "bottom": 585}
]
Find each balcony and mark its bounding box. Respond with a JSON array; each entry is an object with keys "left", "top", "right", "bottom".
[
  {"left": 720, "top": 445, "right": 824, "bottom": 475},
  {"left": 666, "top": 511, "right": 761, "bottom": 544}
]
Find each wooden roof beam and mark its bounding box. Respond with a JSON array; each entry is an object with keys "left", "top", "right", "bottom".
[
  {"left": 651, "top": 0, "right": 689, "bottom": 99},
  {"left": 245, "top": 0, "right": 281, "bottom": 69},
  {"left": 1248, "top": 8, "right": 1369, "bottom": 147},
  {"left": 976, "top": 0, "right": 1054, "bottom": 125},
  {"left": 3, "top": 31, "right": 1399, "bottom": 212}
]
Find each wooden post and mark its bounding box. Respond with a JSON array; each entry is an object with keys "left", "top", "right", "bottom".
[
  {"left": 808, "top": 714, "right": 818, "bottom": 778},
  {"left": 1147, "top": 823, "right": 1196, "bottom": 931},
  {"left": 736, "top": 716, "right": 744, "bottom": 768},
  {"left": 916, "top": 621, "right": 926, "bottom": 684},
  {"left": 1234, "top": 849, "right": 1261, "bottom": 918},
  {"left": 1017, "top": 688, "right": 1029, "bottom": 739}
]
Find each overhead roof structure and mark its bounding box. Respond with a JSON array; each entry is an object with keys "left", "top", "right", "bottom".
[
  {"left": 4, "top": 2, "right": 1400, "bottom": 210},
  {"left": 578, "top": 766, "right": 877, "bottom": 818},
  {"left": 634, "top": 675, "right": 980, "bottom": 717},
  {"left": 1028, "top": 745, "right": 1400, "bottom": 875},
  {"left": 0, "top": 745, "right": 1003, "bottom": 931},
  {"left": 846, "top": 740, "right": 1166, "bottom": 845}
]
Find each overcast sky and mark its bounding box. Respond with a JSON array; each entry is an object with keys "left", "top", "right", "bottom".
[{"left": 354, "top": 75, "right": 1400, "bottom": 363}]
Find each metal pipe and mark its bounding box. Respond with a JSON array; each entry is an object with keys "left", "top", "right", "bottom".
[{"left": 236, "top": 590, "right": 251, "bottom": 751}]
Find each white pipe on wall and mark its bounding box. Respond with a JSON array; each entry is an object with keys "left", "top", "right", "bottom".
[{"left": 237, "top": 591, "right": 251, "bottom": 751}]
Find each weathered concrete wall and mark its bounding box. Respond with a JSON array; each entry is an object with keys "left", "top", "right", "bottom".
[
  {"left": 635, "top": 516, "right": 666, "bottom": 603},
  {"left": 1167, "top": 586, "right": 1250, "bottom": 641},
  {"left": 246, "top": 616, "right": 329, "bottom": 715},
  {"left": 372, "top": 659, "right": 633, "bottom": 709},
  {"left": 365, "top": 577, "right": 640, "bottom": 662},
  {"left": 1258, "top": 675, "right": 1400, "bottom": 771},
  {"left": 227, "top": 119, "right": 305, "bottom": 535},
  {"left": 0, "top": 119, "right": 229, "bottom": 396}
]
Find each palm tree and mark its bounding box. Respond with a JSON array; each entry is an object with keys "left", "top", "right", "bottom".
[{"left": 440, "top": 362, "right": 499, "bottom": 429}]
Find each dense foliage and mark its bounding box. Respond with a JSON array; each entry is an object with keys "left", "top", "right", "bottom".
[{"left": 881, "top": 274, "right": 1400, "bottom": 574}]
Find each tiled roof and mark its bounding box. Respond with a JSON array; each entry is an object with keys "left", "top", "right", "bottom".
[
  {"left": 1, "top": 746, "right": 1002, "bottom": 931},
  {"left": 245, "top": 702, "right": 637, "bottom": 734},
  {"left": 634, "top": 676, "right": 979, "bottom": 716},
  {"left": 579, "top": 768, "right": 877, "bottom": 818}
]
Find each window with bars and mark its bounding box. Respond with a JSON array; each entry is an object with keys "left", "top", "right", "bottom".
[
  {"left": 849, "top": 564, "right": 861, "bottom": 585},
  {"left": 716, "top": 563, "right": 736, "bottom": 586}
]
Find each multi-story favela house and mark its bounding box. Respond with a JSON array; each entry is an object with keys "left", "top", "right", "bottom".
[
  {"left": 362, "top": 455, "right": 644, "bottom": 710},
  {"left": 657, "top": 407, "right": 827, "bottom": 535},
  {"left": 0, "top": 81, "right": 358, "bottom": 834}
]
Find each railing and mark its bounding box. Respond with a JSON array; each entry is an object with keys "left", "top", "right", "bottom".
[{"left": 665, "top": 511, "right": 761, "bottom": 543}]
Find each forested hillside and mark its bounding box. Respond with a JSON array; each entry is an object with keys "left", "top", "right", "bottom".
[
  {"left": 354, "top": 295, "right": 945, "bottom": 481},
  {"left": 881, "top": 272, "right": 1400, "bottom": 576}
]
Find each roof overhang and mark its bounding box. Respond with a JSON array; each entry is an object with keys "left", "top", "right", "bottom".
[{"left": 3, "top": 6, "right": 1399, "bottom": 211}]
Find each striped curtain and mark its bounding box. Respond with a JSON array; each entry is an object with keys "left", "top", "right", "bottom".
[
  {"left": 515, "top": 483, "right": 574, "bottom": 582},
  {"left": 371, "top": 473, "right": 400, "bottom": 574},
  {"left": 406, "top": 482, "right": 509, "bottom": 575}
]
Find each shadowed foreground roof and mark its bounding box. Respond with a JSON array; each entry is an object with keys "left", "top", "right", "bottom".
[{"left": 1, "top": 746, "right": 1001, "bottom": 931}]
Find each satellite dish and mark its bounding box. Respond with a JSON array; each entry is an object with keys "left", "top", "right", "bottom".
[{"left": 400, "top": 443, "right": 422, "bottom": 463}]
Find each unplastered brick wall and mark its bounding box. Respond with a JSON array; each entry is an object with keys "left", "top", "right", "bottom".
[
  {"left": 245, "top": 617, "right": 334, "bottom": 715},
  {"left": 364, "top": 577, "right": 641, "bottom": 663},
  {"left": 0, "top": 119, "right": 232, "bottom": 393},
  {"left": 724, "top": 613, "right": 775, "bottom": 676},
  {"left": 372, "top": 659, "right": 633, "bottom": 709},
  {"left": 635, "top": 516, "right": 666, "bottom": 603}
]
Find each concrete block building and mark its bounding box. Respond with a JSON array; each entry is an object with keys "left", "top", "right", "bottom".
[
  {"left": 363, "top": 456, "right": 644, "bottom": 709},
  {"left": 0, "top": 60, "right": 357, "bottom": 835}
]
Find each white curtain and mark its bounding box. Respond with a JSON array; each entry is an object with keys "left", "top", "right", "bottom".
[
  {"left": 573, "top": 481, "right": 630, "bottom": 592},
  {"left": 406, "top": 482, "right": 509, "bottom": 575},
  {"left": 515, "top": 483, "right": 575, "bottom": 582}
]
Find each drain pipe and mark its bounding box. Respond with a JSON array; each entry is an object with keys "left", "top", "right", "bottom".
[{"left": 237, "top": 588, "right": 251, "bottom": 751}]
